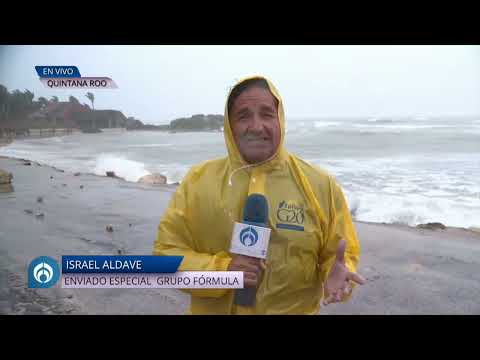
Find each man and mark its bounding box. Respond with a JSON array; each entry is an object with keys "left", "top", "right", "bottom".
[{"left": 154, "top": 75, "right": 365, "bottom": 315}]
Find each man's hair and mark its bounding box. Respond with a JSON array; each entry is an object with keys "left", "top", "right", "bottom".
[{"left": 227, "top": 78, "right": 279, "bottom": 115}]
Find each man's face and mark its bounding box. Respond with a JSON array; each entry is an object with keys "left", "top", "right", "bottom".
[{"left": 229, "top": 86, "right": 281, "bottom": 164}]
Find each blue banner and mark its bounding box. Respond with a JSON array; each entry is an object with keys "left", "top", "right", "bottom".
[
  {"left": 35, "top": 66, "right": 81, "bottom": 78},
  {"left": 62, "top": 256, "right": 183, "bottom": 274}
]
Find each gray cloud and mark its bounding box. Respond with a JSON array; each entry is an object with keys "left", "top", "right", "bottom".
[{"left": 1, "top": 45, "right": 479, "bottom": 124}]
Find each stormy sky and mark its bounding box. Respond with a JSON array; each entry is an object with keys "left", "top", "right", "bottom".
[{"left": 0, "top": 45, "right": 479, "bottom": 124}]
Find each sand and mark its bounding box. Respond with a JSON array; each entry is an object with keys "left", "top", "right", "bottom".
[{"left": 1, "top": 155, "right": 479, "bottom": 315}]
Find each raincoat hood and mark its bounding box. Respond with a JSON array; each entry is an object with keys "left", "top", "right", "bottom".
[{"left": 224, "top": 75, "right": 289, "bottom": 174}]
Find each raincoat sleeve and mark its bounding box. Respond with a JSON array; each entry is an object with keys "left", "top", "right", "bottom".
[
  {"left": 318, "top": 176, "right": 361, "bottom": 302},
  {"left": 153, "top": 169, "right": 233, "bottom": 298}
]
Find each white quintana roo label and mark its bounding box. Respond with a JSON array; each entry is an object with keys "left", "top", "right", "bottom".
[{"left": 230, "top": 222, "right": 271, "bottom": 259}]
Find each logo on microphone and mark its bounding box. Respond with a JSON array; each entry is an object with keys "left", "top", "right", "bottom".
[
  {"left": 239, "top": 226, "right": 259, "bottom": 247},
  {"left": 28, "top": 256, "right": 60, "bottom": 288}
]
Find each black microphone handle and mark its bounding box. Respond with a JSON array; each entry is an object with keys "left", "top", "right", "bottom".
[
  {"left": 234, "top": 285, "right": 257, "bottom": 307},
  {"left": 233, "top": 193, "right": 269, "bottom": 308}
]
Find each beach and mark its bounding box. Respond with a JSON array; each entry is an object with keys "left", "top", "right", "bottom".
[{"left": 1, "top": 154, "right": 480, "bottom": 315}]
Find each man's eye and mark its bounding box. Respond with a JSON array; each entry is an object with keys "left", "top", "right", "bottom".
[{"left": 262, "top": 113, "right": 274, "bottom": 118}]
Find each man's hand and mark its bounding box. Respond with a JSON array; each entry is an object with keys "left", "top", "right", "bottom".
[
  {"left": 228, "top": 254, "right": 264, "bottom": 288},
  {"left": 323, "top": 239, "right": 366, "bottom": 306}
]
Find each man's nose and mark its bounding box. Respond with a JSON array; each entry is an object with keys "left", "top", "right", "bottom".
[{"left": 248, "top": 114, "right": 264, "bottom": 133}]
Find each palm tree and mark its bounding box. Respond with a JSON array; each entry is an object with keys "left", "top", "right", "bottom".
[
  {"left": 0, "top": 85, "right": 8, "bottom": 121},
  {"left": 38, "top": 97, "right": 48, "bottom": 108},
  {"left": 69, "top": 95, "right": 79, "bottom": 104},
  {"left": 50, "top": 96, "right": 59, "bottom": 103},
  {"left": 85, "top": 92, "right": 94, "bottom": 110},
  {"left": 23, "top": 90, "right": 34, "bottom": 112},
  {"left": 24, "top": 89, "right": 34, "bottom": 104},
  {"left": 0, "top": 85, "right": 7, "bottom": 104},
  {"left": 10, "top": 90, "right": 24, "bottom": 114}
]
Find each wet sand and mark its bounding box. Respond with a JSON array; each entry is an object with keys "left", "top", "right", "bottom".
[
  {"left": 1, "top": 156, "right": 479, "bottom": 315},
  {"left": 0, "top": 156, "right": 189, "bottom": 314}
]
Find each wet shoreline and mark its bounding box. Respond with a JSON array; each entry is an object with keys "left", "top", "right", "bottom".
[
  {"left": 0, "top": 155, "right": 189, "bottom": 314},
  {"left": 1, "top": 151, "right": 477, "bottom": 233}
]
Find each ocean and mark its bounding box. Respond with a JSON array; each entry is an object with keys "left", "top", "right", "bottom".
[{"left": 1, "top": 117, "right": 479, "bottom": 229}]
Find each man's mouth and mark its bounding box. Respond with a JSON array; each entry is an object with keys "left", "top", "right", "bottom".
[{"left": 244, "top": 135, "right": 269, "bottom": 142}]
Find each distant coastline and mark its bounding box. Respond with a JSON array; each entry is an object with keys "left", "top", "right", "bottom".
[
  {"left": 126, "top": 114, "right": 224, "bottom": 132},
  {"left": 0, "top": 83, "right": 225, "bottom": 141}
]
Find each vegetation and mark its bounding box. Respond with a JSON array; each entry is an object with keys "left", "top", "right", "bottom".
[
  {"left": 69, "top": 95, "right": 80, "bottom": 104},
  {"left": 86, "top": 92, "right": 95, "bottom": 110},
  {"left": 0, "top": 84, "right": 39, "bottom": 121},
  {"left": 0, "top": 85, "right": 97, "bottom": 124},
  {"left": 169, "top": 114, "right": 223, "bottom": 131},
  {"left": 126, "top": 114, "right": 224, "bottom": 132},
  {"left": 1, "top": 83, "right": 223, "bottom": 133}
]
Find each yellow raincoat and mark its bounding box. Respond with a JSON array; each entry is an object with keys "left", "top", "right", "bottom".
[{"left": 153, "top": 75, "right": 360, "bottom": 314}]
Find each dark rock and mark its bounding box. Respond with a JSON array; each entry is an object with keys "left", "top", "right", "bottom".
[
  {"left": 129, "top": 223, "right": 132, "bottom": 227},
  {"left": 24, "top": 209, "right": 33, "bottom": 215},
  {"left": 80, "top": 185, "right": 84, "bottom": 189},
  {"left": 106, "top": 224, "right": 114, "bottom": 232},
  {"left": 74, "top": 172, "right": 81, "bottom": 176},
  {"left": 416, "top": 222, "right": 447, "bottom": 230},
  {"left": 349, "top": 202, "right": 359, "bottom": 218},
  {"left": 23, "top": 161, "right": 31, "bottom": 166},
  {"left": 35, "top": 212, "right": 45, "bottom": 218},
  {"left": 50, "top": 176, "right": 54, "bottom": 179},
  {"left": 105, "top": 171, "right": 124, "bottom": 180},
  {"left": 37, "top": 196, "right": 43, "bottom": 203},
  {"left": 79, "top": 236, "right": 93, "bottom": 243},
  {"left": 62, "top": 184, "right": 67, "bottom": 187}
]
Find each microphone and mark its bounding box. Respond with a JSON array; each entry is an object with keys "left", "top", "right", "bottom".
[{"left": 230, "top": 193, "right": 271, "bottom": 307}]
